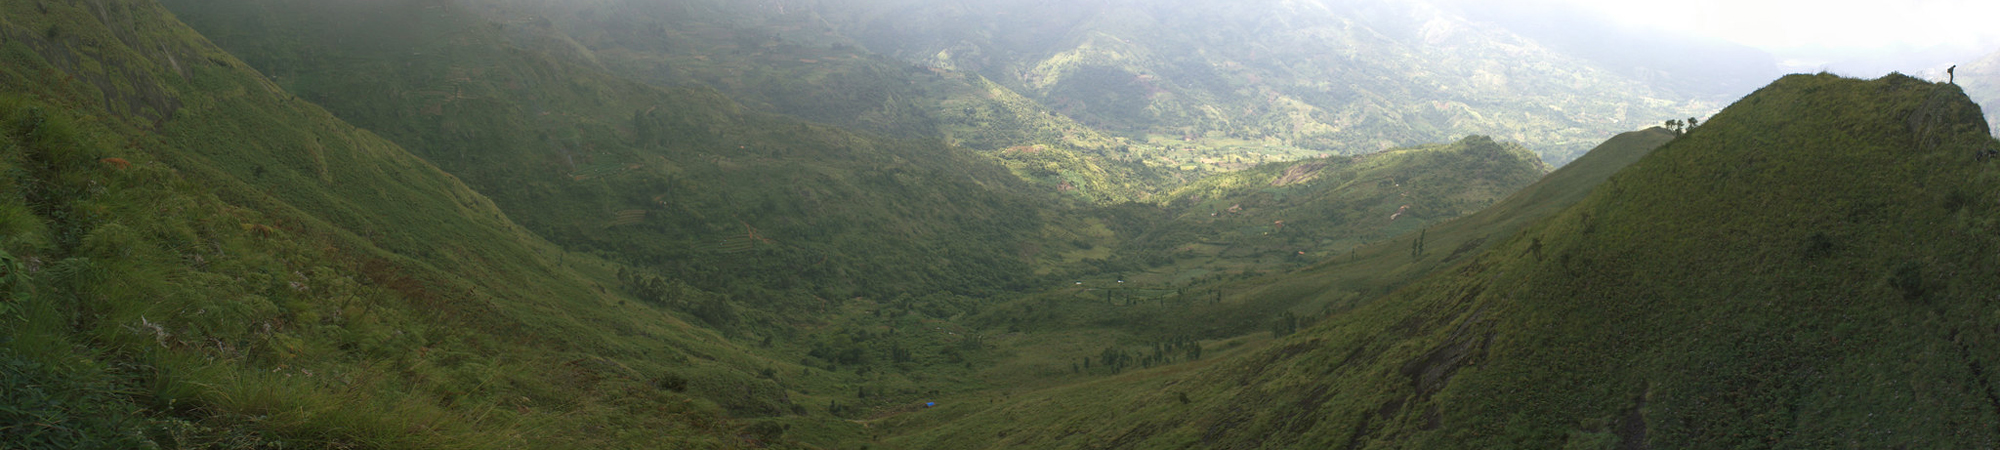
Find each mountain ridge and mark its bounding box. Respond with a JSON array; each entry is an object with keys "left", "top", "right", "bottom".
[{"left": 885, "top": 73, "right": 2000, "bottom": 449}]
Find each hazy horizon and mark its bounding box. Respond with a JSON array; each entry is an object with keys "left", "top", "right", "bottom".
[{"left": 1451, "top": 0, "right": 2000, "bottom": 77}]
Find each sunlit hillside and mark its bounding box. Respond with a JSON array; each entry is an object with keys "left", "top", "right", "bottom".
[{"left": 891, "top": 73, "right": 2000, "bottom": 449}]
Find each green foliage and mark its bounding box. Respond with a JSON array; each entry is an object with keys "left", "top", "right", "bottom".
[
  {"left": 894, "top": 74, "right": 2000, "bottom": 449},
  {"left": 0, "top": 348, "right": 154, "bottom": 450},
  {"left": 0, "top": 3, "right": 868, "bottom": 447},
  {"left": 1889, "top": 260, "right": 1926, "bottom": 301},
  {"left": 654, "top": 372, "right": 690, "bottom": 393},
  {"left": 163, "top": 0, "right": 1061, "bottom": 313}
]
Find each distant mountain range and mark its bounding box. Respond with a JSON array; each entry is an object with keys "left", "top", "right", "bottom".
[
  {"left": 394, "top": 0, "right": 1775, "bottom": 180},
  {"left": 820, "top": 0, "right": 1738, "bottom": 161},
  {"left": 545, "top": 0, "right": 1765, "bottom": 164}
]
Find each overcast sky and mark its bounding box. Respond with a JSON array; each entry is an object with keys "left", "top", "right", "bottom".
[{"left": 1555, "top": 0, "right": 2000, "bottom": 73}]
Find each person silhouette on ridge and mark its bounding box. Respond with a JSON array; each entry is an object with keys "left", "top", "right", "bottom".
[{"left": 1949, "top": 65, "right": 1957, "bottom": 84}]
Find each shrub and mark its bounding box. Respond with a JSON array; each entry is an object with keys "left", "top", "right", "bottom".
[
  {"left": 1890, "top": 261, "right": 1925, "bottom": 301},
  {"left": 654, "top": 373, "right": 689, "bottom": 392},
  {"left": 1802, "top": 232, "right": 1834, "bottom": 259}
]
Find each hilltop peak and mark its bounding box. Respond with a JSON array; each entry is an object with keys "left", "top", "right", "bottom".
[{"left": 1659, "top": 73, "right": 1990, "bottom": 166}]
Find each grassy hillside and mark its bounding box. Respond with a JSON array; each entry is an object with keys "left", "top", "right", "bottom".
[
  {"left": 1117, "top": 129, "right": 1665, "bottom": 336},
  {"left": 883, "top": 74, "right": 2000, "bottom": 448},
  {"left": 1261, "top": 127, "right": 1676, "bottom": 307},
  {"left": 159, "top": 0, "right": 1076, "bottom": 311},
  {"left": 0, "top": 1, "right": 933, "bottom": 447}
]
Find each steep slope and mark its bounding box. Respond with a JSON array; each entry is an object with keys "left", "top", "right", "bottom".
[
  {"left": 1144, "top": 128, "right": 1672, "bottom": 336},
  {"left": 1264, "top": 127, "right": 1676, "bottom": 308},
  {"left": 0, "top": 2, "right": 873, "bottom": 448},
  {"left": 944, "top": 129, "right": 1664, "bottom": 401},
  {"left": 159, "top": 0, "right": 1063, "bottom": 308},
  {"left": 886, "top": 74, "right": 2000, "bottom": 448}
]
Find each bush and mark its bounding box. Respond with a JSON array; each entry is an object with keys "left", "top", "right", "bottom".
[
  {"left": 1944, "top": 188, "right": 1973, "bottom": 212},
  {"left": 1890, "top": 261, "right": 1925, "bottom": 301},
  {"left": 654, "top": 372, "right": 689, "bottom": 392},
  {"left": 1802, "top": 232, "right": 1834, "bottom": 259}
]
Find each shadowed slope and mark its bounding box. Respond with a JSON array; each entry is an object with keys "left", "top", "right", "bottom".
[
  {"left": 160, "top": 0, "right": 1062, "bottom": 307},
  {"left": 0, "top": 1, "right": 855, "bottom": 447}
]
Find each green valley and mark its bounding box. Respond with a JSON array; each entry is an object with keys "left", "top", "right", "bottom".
[{"left": 5, "top": 0, "right": 2000, "bottom": 449}]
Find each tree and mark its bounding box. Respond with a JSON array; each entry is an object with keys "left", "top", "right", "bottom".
[
  {"left": 1686, "top": 117, "right": 1700, "bottom": 131},
  {"left": 1664, "top": 119, "right": 1684, "bottom": 135}
]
